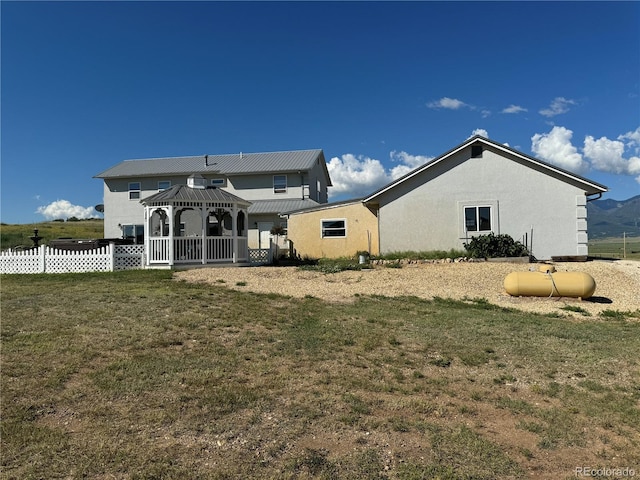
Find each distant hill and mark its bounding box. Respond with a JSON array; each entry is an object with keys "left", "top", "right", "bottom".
[{"left": 587, "top": 195, "right": 640, "bottom": 239}]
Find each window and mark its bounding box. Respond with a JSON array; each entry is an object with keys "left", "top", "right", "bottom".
[
  {"left": 273, "top": 175, "right": 287, "bottom": 194},
  {"left": 158, "top": 180, "right": 171, "bottom": 191},
  {"left": 321, "top": 219, "right": 346, "bottom": 238},
  {"left": 471, "top": 144, "right": 483, "bottom": 158},
  {"left": 464, "top": 206, "right": 492, "bottom": 232},
  {"left": 128, "top": 182, "right": 141, "bottom": 200},
  {"left": 211, "top": 178, "right": 226, "bottom": 187},
  {"left": 122, "top": 224, "right": 144, "bottom": 244}
]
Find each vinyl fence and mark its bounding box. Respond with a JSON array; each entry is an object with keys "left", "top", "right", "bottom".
[
  {"left": 0, "top": 244, "right": 145, "bottom": 274},
  {"left": 1, "top": 243, "right": 272, "bottom": 274}
]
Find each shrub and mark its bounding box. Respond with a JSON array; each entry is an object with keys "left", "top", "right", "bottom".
[{"left": 464, "top": 233, "right": 529, "bottom": 259}]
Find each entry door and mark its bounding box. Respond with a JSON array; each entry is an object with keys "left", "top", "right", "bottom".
[{"left": 257, "top": 222, "right": 274, "bottom": 250}]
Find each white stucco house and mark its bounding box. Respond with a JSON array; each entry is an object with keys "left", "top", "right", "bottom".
[
  {"left": 94, "top": 149, "right": 332, "bottom": 256},
  {"left": 364, "top": 135, "right": 608, "bottom": 260},
  {"left": 284, "top": 136, "right": 608, "bottom": 261}
]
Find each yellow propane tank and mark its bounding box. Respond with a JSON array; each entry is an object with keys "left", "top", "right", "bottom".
[{"left": 504, "top": 271, "right": 596, "bottom": 299}]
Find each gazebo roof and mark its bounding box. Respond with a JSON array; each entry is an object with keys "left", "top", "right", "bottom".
[{"left": 141, "top": 184, "right": 252, "bottom": 207}]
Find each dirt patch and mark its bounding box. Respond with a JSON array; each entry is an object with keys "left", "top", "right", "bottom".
[{"left": 175, "top": 260, "right": 640, "bottom": 317}]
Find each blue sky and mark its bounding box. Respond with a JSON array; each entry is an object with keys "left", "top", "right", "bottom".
[{"left": 2, "top": 1, "right": 639, "bottom": 224}]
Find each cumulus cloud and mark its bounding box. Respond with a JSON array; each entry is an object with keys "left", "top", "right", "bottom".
[
  {"left": 531, "top": 125, "right": 640, "bottom": 183},
  {"left": 502, "top": 104, "right": 527, "bottom": 114},
  {"left": 470, "top": 129, "right": 489, "bottom": 139},
  {"left": 427, "top": 97, "right": 470, "bottom": 110},
  {"left": 389, "top": 151, "right": 433, "bottom": 179},
  {"left": 327, "top": 154, "right": 390, "bottom": 199},
  {"left": 618, "top": 127, "right": 640, "bottom": 153},
  {"left": 36, "top": 200, "right": 97, "bottom": 220},
  {"left": 327, "top": 150, "right": 433, "bottom": 199},
  {"left": 531, "top": 126, "right": 587, "bottom": 173},
  {"left": 539, "top": 97, "right": 576, "bottom": 117}
]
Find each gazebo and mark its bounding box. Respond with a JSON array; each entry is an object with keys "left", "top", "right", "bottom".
[{"left": 141, "top": 175, "right": 251, "bottom": 267}]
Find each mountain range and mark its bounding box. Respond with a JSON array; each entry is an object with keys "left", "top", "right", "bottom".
[{"left": 587, "top": 195, "right": 640, "bottom": 239}]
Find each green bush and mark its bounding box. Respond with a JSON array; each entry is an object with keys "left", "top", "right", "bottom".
[{"left": 463, "top": 233, "right": 529, "bottom": 259}]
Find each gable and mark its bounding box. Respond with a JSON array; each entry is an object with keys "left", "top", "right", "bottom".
[{"left": 364, "top": 136, "right": 607, "bottom": 204}]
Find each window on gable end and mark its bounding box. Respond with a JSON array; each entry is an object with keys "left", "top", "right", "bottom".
[{"left": 471, "top": 145, "right": 483, "bottom": 158}]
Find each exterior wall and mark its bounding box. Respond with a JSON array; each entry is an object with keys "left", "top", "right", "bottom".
[
  {"left": 287, "top": 203, "right": 379, "bottom": 259},
  {"left": 375, "top": 146, "right": 589, "bottom": 260},
  {"left": 102, "top": 171, "right": 322, "bottom": 240},
  {"left": 224, "top": 173, "right": 309, "bottom": 201},
  {"left": 102, "top": 179, "right": 147, "bottom": 238}
]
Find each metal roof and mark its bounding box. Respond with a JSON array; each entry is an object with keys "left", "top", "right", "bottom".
[
  {"left": 95, "top": 149, "right": 328, "bottom": 179},
  {"left": 248, "top": 199, "right": 321, "bottom": 215},
  {"left": 364, "top": 136, "right": 608, "bottom": 202},
  {"left": 140, "top": 185, "right": 251, "bottom": 206},
  {"left": 283, "top": 197, "right": 365, "bottom": 215}
]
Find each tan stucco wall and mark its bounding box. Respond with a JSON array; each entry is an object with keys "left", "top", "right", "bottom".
[{"left": 287, "top": 203, "right": 379, "bottom": 259}]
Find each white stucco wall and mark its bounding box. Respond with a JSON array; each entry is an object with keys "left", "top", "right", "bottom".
[{"left": 376, "top": 146, "right": 590, "bottom": 260}]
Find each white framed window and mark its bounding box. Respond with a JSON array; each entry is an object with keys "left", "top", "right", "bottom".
[
  {"left": 128, "top": 182, "right": 141, "bottom": 200},
  {"left": 122, "top": 224, "right": 144, "bottom": 243},
  {"left": 273, "top": 175, "right": 287, "bottom": 194},
  {"left": 158, "top": 180, "right": 171, "bottom": 191},
  {"left": 464, "top": 206, "right": 492, "bottom": 232},
  {"left": 321, "top": 219, "right": 346, "bottom": 238},
  {"left": 211, "top": 178, "right": 226, "bottom": 187}
]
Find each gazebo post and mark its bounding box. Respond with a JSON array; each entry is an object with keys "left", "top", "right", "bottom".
[
  {"left": 232, "top": 204, "right": 238, "bottom": 263},
  {"left": 201, "top": 205, "right": 207, "bottom": 265},
  {"left": 168, "top": 205, "right": 174, "bottom": 267}
]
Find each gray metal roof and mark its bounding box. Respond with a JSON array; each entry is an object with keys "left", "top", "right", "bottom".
[
  {"left": 248, "top": 199, "right": 321, "bottom": 215},
  {"left": 95, "top": 149, "right": 327, "bottom": 179},
  {"left": 283, "top": 197, "right": 365, "bottom": 215},
  {"left": 140, "top": 185, "right": 251, "bottom": 206}
]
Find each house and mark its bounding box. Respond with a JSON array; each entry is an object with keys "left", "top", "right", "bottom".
[
  {"left": 284, "top": 136, "right": 608, "bottom": 261},
  {"left": 285, "top": 198, "right": 380, "bottom": 259},
  {"left": 94, "top": 149, "right": 332, "bottom": 251}
]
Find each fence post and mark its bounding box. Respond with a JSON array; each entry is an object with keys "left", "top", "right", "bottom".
[
  {"left": 39, "top": 244, "right": 46, "bottom": 273},
  {"left": 109, "top": 242, "right": 115, "bottom": 272}
]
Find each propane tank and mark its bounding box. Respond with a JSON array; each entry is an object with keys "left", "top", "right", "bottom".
[{"left": 504, "top": 271, "right": 596, "bottom": 299}]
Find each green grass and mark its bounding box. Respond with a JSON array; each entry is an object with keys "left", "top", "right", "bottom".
[
  {"left": 1, "top": 219, "right": 104, "bottom": 250},
  {"left": 588, "top": 236, "right": 640, "bottom": 260},
  {"left": 2, "top": 270, "right": 640, "bottom": 478}
]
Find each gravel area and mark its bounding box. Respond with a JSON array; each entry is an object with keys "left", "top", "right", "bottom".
[{"left": 175, "top": 260, "right": 640, "bottom": 317}]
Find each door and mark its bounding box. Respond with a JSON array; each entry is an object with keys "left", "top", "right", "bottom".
[{"left": 257, "top": 222, "right": 274, "bottom": 250}]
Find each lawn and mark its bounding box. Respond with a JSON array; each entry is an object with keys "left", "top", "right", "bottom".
[
  {"left": 2, "top": 270, "right": 639, "bottom": 479},
  {"left": 1, "top": 220, "right": 104, "bottom": 251}
]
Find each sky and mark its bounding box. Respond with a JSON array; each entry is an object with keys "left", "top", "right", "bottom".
[{"left": 2, "top": 1, "right": 639, "bottom": 224}]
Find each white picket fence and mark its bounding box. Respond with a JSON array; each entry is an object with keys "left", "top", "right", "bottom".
[
  {"left": 1, "top": 243, "right": 273, "bottom": 274},
  {"left": 0, "top": 244, "right": 145, "bottom": 274}
]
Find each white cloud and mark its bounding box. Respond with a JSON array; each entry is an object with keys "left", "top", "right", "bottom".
[
  {"left": 327, "top": 150, "right": 434, "bottom": 199},
  {"left": 502, "top": 104, "right": 527, "bottom": 114},
  {"left": 531, "top": 125, "right": 640, "bottom": 183},
  {"left": 327, "top": 154, "right": 390, "bottom": 199},
  {"left": 389, "top": 151, "right": 433, "bottom": 179},
  {"left": 470, "top": 129, "right": 489, "bottom": 139},
  {"left": 427, "top": 97, "right": 469, "bottom": 110},
  {"left": 531, "top": 126, "right": 587, "bottom": 173},
  {"left": 618, "top": 127, "right": 640, "bottom": 153},
  {"left": 36, "top": 200, "right": 97, "bottom": 220},
  {"left": 539, "top": 97, "right": 576, "bottom": 117}
]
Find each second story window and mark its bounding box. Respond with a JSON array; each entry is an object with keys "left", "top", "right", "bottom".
[
  {"left": 274, "top": 175, "right": 287, "bottom": 194},
  {"left": 129, "top": 182, "right": 141, "bottom": 200},
  {"left": 158, "top": 181, "right": 171, "bottom": 191}
]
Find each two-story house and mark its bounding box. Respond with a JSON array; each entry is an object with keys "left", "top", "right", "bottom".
[{"left": 94, "top": 149, "right": 332, "bottom": 250}]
